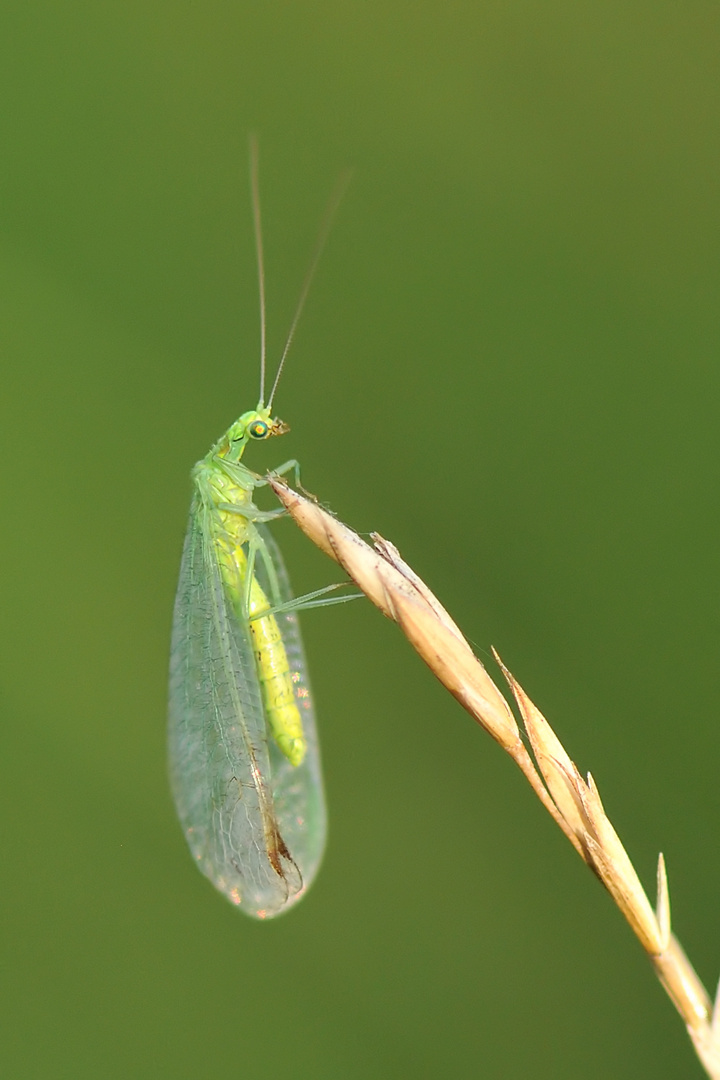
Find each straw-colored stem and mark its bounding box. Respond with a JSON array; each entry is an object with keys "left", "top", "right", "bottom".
[{"left": 268, "top": 477, "right": 720, "bottom": 1079}]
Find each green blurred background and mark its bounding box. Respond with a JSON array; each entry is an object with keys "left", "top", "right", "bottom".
[{"left": 2, "top": 2, "right": 719, "bottom": 1077}]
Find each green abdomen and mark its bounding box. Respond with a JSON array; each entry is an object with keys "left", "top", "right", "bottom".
[{"left": 213, "top": 512, "right": 307, "bottom": 767}]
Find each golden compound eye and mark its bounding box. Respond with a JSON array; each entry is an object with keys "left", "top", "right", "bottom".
[{"left": 248, "top": 420, "right": 269, "bottom": 439}]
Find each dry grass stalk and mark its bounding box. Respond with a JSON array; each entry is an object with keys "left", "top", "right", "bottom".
[{"left": 268, "top": 475, "right": 720, "bottom": 1079}]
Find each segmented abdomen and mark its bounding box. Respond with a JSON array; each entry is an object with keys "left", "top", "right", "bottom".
[{"left": 214, "top": 526, "right": 307, "bottom": 767}]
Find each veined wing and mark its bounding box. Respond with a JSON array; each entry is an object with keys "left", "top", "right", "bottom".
[{"left": 168, "top": 495, "right": 301, "bottom": 917}]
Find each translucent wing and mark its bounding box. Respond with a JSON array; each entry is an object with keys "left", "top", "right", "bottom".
[
  {"left": 168, "top": 497, "right": 326, "bottom": 918},
  {"left": 254, "top": 523, "right": 327, "bottom": 887}
]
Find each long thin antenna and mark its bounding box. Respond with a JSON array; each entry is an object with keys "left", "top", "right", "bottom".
[
  {"left": 267, "top": 168, "right": 352, "bottom": 410},
  {"left": 249, "top": 134, "right": 268, "bottom": 405}
]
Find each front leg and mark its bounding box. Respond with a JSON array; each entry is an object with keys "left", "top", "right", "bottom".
[
  {"left": 262, "top": 459, "right": 317, "bottom": 500},
  {"left": 255, "top": 458, "right": 302, "bottom": 490}
]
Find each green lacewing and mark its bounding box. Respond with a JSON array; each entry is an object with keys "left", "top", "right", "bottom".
[{"left": 168, "top": 142, "right": 345, "bottom": 918}]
